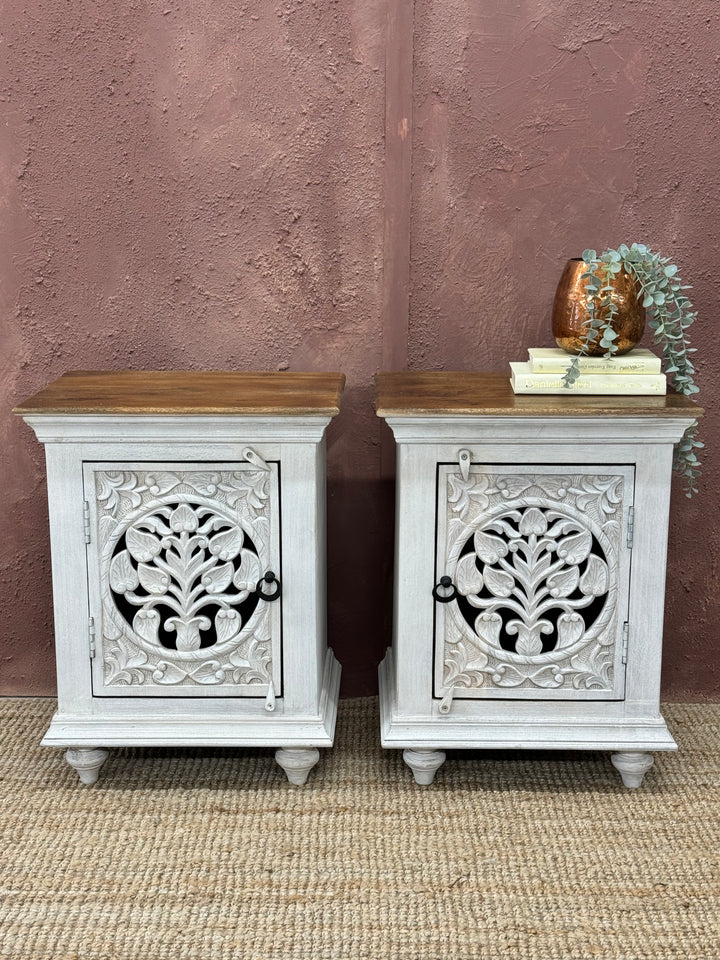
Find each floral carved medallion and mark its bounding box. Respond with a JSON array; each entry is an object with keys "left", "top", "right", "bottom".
[
  {"left": 436, "top": 467, "right": 632, "bottom": 700},
  {"left": 88, "top": 465, "right": 281, "bottom": 694}
]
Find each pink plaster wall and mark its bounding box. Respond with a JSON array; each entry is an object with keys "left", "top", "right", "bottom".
[
  {"left": 1, "top": 0, "right": 388, "bottom": 694},
  {"left": 2, "top": 0, "right": 718, "bottom": 699},
  {"left": 410, "top": 0, "right": 720, "bottom": 700}
]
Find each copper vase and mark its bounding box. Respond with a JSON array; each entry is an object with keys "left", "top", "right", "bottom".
[{"left": 551, "top": 258, "right": 645, "bottom": 356}]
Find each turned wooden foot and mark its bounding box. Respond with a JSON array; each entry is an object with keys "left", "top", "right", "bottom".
[
  {"left": 611, "top": 751, "right": 654, "bottom": 788},
  {"left": 275, "top": 747, "right": 320, "bottom": 785},
  {"left": 65, "top": 748, "right": 109, "bottom": 785},
  {"left": 403, "top": 748, "right": 446, "bottom": 785}
]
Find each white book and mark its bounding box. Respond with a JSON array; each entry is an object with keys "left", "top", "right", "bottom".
[
  {"left": 510, "top": 362, "right": 667, "bottom": 395},
  {"left": 528, "top": 347, "right": 661, "bottom": 375}
]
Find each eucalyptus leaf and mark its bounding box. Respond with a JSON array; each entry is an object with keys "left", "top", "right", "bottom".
[{"left": 564, "top": 242, "right": 701, "bottom": 495}]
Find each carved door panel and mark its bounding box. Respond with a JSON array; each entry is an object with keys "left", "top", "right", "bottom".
[
  {"left": 434, "top": 464, "right": 634, "bottom": 703},
  {"left": 84, "top": 461, "right": 282, "bottom": 699}
]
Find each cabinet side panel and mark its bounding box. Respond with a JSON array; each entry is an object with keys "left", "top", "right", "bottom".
[
  {"left": 625, "top": 444, "right": 675, "bottom": 708},
  {"left": 44, "top": 445, "right": 93, "bottom": 715},
  {"left": 279, "top": 440, "right": 325, "bottom": 715},
  {"left": 393, "top": 443, "right": 438, "bottom": 716}
]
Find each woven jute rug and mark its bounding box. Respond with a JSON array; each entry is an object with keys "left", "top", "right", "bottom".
[{"left": 0, "top": 698, "right": 718, "bottom": 960}]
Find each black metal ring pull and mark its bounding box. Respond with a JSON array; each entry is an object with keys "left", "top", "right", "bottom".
[
  {"left": 432, "top": 575, "right": 457, "bottom": 603},
  {"left": 256, "top": 571, "right": 281, "bottom": 602}
]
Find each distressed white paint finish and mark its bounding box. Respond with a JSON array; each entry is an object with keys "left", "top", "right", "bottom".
[
  {"left": 379, "top": 411, "right": 695, "bottom": 787},
  {"left": 21, "top": 410, "right": 340, "bottom": 786}
]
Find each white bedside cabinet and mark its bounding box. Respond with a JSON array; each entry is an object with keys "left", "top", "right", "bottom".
[
  {"left": 376, "top": 372, "right": 701, "bottom": 788},
  {"left": 15, "top": 371, "right": 344, "bottom": 785}
]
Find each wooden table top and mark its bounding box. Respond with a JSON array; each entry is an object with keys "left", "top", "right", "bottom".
[
  {"left": 14, "top": 371, "right": 346, "bottom": 416},
  {"left": 375, "top": 371, "right": 703, "bottom": 418}
]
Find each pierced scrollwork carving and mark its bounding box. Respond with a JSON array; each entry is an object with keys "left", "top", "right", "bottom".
[
  {"left": 438, "top": 470, "right": 629, "bottom": 697},
  {"left": 92, "top": 467, "right": 279, "bottom": 691}
]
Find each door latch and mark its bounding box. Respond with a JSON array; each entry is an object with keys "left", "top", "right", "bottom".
[
  {"left": 457, "top": 449, "right": 472, "bottom": 481},
  {"left": 242, "top": 447, "right": 270, "bottom": 471}
]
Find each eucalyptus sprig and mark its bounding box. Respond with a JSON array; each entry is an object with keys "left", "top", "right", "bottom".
[{"left": 562, "top": 243, "right": 702, "bottom": 496}]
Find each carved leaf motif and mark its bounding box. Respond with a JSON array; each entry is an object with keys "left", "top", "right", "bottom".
[
  {"left": 579, "top": 555, "right": 609, "bottom": 596},
  {"left": 490, "top": 664, "right": 526, "bottom": 687},
  {"left": 169, "top": 504, "right": 198, "bottom": 532},
  {"left": 539, "top": 477, "right": 570, "bottom": 500},
  {"left": 167, "top": 615, "right": 211, "bottom": 652},
  {"left": 571, "top": 644, "right": 613, "bottom": 689},
  {"left": 483, "top": 566, "right": 514, "bottom": 598},
  {"left": 474, "top": 530, "right": 508, "bottom": 564},
  {"left": 208, "top": 526, "right": 244, "bottom": 561},
  {"left": 246, "top": 474, "right": 269, "bottom": 511},
  {"left": 233, "top": 636, "right": 272, "bottom": 682},
  {"left": 251, "top": 517, "right": 271, "bottom": 553},
  {"left": 507, "top": 619, "right": 552, "bottom": 656},
  {"left": 474, "top": 612, "right": 502, "bottom": 647},
  {"left": 456, "top": 555, "right": 483, "bottom": 596},
  {"left": 109, "top": 551, "right": 139, "bottom": 593},
  {"left": 186, "top": 472, "right": 221, "bottom": 496},
  {"left": 556, "top": 529, "right": 592, "bottom": 564},
  {"left": 448, "top": 474, "right": 489, "bottom": 519},
  {"left": 96, "top": 471, "right": 142, "bottom": 511},
  {"left": 107, "top": 633, "right": 149, "bottom": 672},
  {"left": 191, "top": 660, "right": 225, "bottom": 684},
  {"left": 527, "top": 666, "right": 565, "bottom": 688},
  {"left": 572, "top": 476, "right": 623, "bottom": 516},
  {"left": 152, "top": 661, "right": 188, "bottom": 684},
  {"left": 557, "top": 613, "right": 584, "bottom": 648},
  {"left": 215, "top": 609, "right": 241, "bottom": 643},
  {"left": 233, "top": 550, "right": 262, "bottom": 591},
  {"left": 229, "top": 647, "right": 252, "bottom": 669},
  {"left": 137, "top": 563, "right": 171, "bottom": 595},
  {"left": 519, "top": 507, "right": 547, "bottom": 536},
  {"left": 144, "top": 473, "right": 182, "bottom": 496},
  {"left": 102, "top": 603, "right": 123, "bottom": 641},
  {"left": 202, "top": 562, "right": 234, "bottom": 594},
  {"left": 126, "top": 528, "right": 162, "bottom": 563},
  {"left": 496, "top": 477, "right": 533, "bottom": 499},
  {"left": 547, "top": 566, "right": 580, "bottom": 598},
  {"left": 133, "top": 609, "right": 160, "bottom": 645}
]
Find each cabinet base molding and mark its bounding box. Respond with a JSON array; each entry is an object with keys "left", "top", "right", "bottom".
[
  {"left": 380, "top": 651, "right": 675, "bottom": 787},
  {"left": 45, "top": 652, "right": 340, "bottom": 783}
]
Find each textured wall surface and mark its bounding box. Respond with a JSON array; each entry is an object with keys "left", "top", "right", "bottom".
[
  {"left": 1, "top": 0, "right": 388, "bottom": 694},
  {"left": 410, "top": 0, "right": 719, "bottom": 700},
  {"left": 2, "top": 0, "right": 718, "bottom": 698}
]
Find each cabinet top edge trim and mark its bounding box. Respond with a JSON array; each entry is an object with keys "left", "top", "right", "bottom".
[
  {"left": 376, "top": 371, "right": 702, "bottom": 419},
  {"left": 383, "top": 416, "right": 694, "bottom": 443},
  {"left": 14, "top": 371, "right": 346, "bottom": 417},
  {"left": 18, "top": 415, "right": 333, "bottom": 444}
]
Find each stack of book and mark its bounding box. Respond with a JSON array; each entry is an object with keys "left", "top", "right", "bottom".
[{"left": 510, "top": 348, "right": 666, "bottom": 395}]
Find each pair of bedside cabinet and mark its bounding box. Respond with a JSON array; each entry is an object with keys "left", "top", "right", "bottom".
[{"left": 15, "top": 371, "right": 700, "bottom": 789}]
